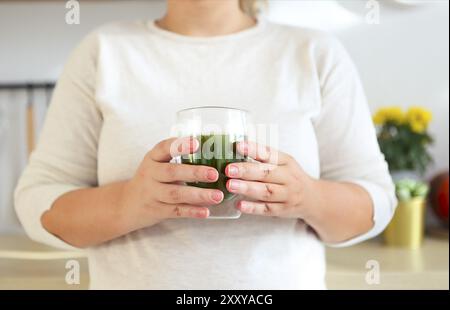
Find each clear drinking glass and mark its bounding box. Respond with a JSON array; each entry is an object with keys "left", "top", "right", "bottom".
[{"left": 175, "top": 106, "right": 250, "bottom": 219}]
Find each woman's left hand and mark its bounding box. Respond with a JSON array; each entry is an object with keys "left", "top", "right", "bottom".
[{"left": 225, "top": 141, "right": 316, "bottom": 218}]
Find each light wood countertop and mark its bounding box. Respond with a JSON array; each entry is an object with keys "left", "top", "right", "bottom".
[
  {"left": 0, "top": 234, "right": 448, "bottom": 290},
  {"left": 326, "top": 236, "right": 449, "bottom": 290}
]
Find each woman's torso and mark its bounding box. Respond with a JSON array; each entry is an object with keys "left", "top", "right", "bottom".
[{"left": 88, "top": 20, "right": 327, "bottom": 289}]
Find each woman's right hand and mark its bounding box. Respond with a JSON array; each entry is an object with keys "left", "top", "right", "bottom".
[{"left": 118, "top": 137, "right": 224, "bottom": 231}]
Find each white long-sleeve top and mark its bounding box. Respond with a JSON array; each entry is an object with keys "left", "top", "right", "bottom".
[{"left": 14, "top": 19, "right": 396, "bottom": 289}]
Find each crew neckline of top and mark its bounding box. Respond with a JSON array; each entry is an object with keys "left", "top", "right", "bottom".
[{"left": 146, "top": 18, "right": 267, "bottom": 44}]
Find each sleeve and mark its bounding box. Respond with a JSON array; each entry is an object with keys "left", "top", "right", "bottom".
[
  {"left": 312, "top": 36, "right": 397, "bottom": 247},
  {"left": 14, "top": 32, "right": 102, "bottom": 250}
]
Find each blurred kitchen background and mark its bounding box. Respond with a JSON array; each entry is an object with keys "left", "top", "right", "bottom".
[{"left": 0, "top": 0, "right": 448, "bottom": 289}]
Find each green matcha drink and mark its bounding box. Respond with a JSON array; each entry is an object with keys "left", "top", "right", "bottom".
[
  {"left": 181, "top": 134, "right": 247, "bottom": 200},
  {"left": 176, "top": 106, "right": 250, "bottom": 219}
]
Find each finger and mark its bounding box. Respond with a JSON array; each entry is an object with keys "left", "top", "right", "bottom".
[
  {"left": 226, "top": 179, "right": 288, "bottom": 202},
  {"left": 236, "top": 200, "right": 285, "bottom": 217},
  {"left": 156, "top": 184, "right": 224, "bottom": 205},
  {"left": 153, "top": 163, "right": 219, "bottom": 183},
  {"left": 236, "top": 141, "right": 291, "bottom": 165},
  {"left": 149, "top": 137, "right": 199, "bottom": 162},
  {"left": 225, "top": 162, "right": 286, "bottom": 184},
  {"left": 164, "top": 204, "right": 210, "bottom": 219}
]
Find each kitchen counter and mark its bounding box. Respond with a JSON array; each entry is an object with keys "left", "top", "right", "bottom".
[
  {"left": 0, "top": 235, "right": 89, "bottom": 290},
  {"left": 326, "top": 235, "right": 449, "bottom": 290},
  {"left": 0, "top": 234, "right": 448, "bottom": 290}
]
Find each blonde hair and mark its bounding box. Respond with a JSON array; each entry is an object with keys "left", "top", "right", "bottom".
[{"left": 239, "top": 0, "right": 264, "bottom": 17}]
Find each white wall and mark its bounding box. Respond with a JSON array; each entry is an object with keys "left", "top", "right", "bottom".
[
  {"left": 0, "top": 0, "right": 448, "bottom": 232},
  {"left": 0, "top": 0, "right": 166, "bottom": 82},
  {"left": 339, "top": 1, "right": 449, "bottom": 178},
  {"left": 267, "top": 0, "right": 449, "bottom": 177}
]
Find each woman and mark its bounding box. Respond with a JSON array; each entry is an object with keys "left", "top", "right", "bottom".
[{"left": 15, "top": 0, "right": 396, "bottom": 289}]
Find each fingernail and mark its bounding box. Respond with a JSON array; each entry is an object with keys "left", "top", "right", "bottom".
[
  {"left": 226, "top": 165, "right": 239, "bottom": 177},
  {"left": 211, "top": 191, "right": 223, "bottom": 202},
  {"left": 188, "top": 138, "right": 199, "bottom": 151},
  {"left": 238, "top": 201, "right": 250, "bottom": 212},
  {"left": 228, "top": 180, "right": 240, "bottom": 191},
  {"left": 181, "top": 141, "right": 190, "bottom": 152},
  {"left": 206, "top": 169, "right": 218, "bottom": 181},
  {"left": 238, "top": 142, "right": 248, "bottom": 153},
  {"left": 193, "top": 208, "right": 209, "bottom": 218}
]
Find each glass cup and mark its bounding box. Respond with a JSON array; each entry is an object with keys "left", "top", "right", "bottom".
[{"left": 175, "top": 106, "right": 250, "bottom": 219}]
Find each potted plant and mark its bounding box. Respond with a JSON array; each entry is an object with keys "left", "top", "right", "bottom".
[
  {"left": 383, "top": 179, "right": 429, "bottom": 248},
  {"left": 373, "top": 106, "right": 433, "bottom": 248}
]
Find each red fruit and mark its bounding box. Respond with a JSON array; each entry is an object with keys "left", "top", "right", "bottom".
[{"left": 429, "top": 172, "right": 449, "bottom": 225}]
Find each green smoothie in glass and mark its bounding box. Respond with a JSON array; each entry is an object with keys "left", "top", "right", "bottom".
[
  {"left": 181, "top": 134, "right": 247, "bottom": 200},
  {"left": 176, "top": 106, "right": 250, "bottom": 219}
]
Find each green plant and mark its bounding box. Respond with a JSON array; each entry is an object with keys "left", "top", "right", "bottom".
[{"left": 395, "top": 179, "right": 429, "bottom": 202}]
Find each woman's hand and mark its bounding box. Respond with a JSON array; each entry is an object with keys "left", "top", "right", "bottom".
[
  {"left": 119, "top": 137, "right": 224, "bottom": 230},
  {"left": 225, "top": 141, "right": 375, "bottom": 243},
  {"left": 225, "top": 141, "right": 315, "bottom": 218},
  {"left": 42, "top": 136, "right": 224, "bottom": 248}
]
